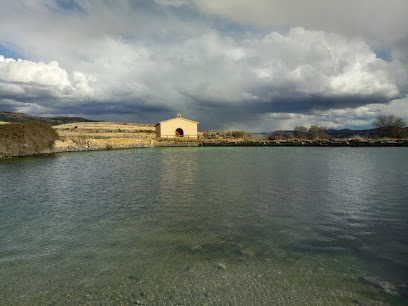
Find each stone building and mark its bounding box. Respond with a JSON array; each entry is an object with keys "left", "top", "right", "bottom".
[{"left": 155, "top": 114, "right": 199, "bottom": 139}]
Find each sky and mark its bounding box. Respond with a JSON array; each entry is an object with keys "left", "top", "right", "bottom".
[{"left": 0, "top": 0, "right": 407, "bottom": 132}]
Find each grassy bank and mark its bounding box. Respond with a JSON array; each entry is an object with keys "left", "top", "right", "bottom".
[{"left": 0, "top": 121, "right": 59, "bottom": 158}]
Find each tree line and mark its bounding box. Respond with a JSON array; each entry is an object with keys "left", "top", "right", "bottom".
[
  {"left": 267, "top": 115, "right": 407, "bottom": 140},
  {"left": 267, "top": 124, "right": 329, "bottom": 140}
]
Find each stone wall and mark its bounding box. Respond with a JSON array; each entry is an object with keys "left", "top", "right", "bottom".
[{"left": 52, "top": 137, "right": 155, "bottom": 152}]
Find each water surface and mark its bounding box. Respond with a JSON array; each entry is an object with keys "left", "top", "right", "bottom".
[{"left": 1, "top": 147, "right": 407, "bottom": 304}]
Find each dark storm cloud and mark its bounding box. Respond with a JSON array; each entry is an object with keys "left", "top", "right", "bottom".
[{"left": 183, "top": 93, "right": 396, "bottom": 130}]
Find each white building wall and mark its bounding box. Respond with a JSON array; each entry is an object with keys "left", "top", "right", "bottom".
[{"left": 157, "top": 118, "right": 198, "bottom": 138}]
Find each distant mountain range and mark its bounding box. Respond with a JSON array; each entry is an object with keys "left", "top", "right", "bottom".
[
  {"left": 324, "top": 128, "right": 382, "bottom": 138},
  {"left": 0, "top": 111, "right": 99, "bottom": 125},
  {"left": 256, "top": 127, "right": 407, "bottom": 139}
]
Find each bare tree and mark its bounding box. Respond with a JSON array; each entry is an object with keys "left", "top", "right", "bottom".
[
  {"left": 274, "top": 130, "right": 284, "bottom": 140},
  {"left": 372, "top": 115, "right": 406, "bottom": 138},
  {"left": 266, "top": 130, "right": 284, "bottom": 140},
  {"left": 307, "top": 124, "right": 329, "bottom": 140},
  {"left": 293, "top": 126, "right": 307, "bottom": 139},
  {"left": 284, "top": 132, "right": 295, "bottom": 140}
]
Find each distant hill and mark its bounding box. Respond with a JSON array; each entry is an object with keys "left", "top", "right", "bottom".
[
  {"left": 0, "top": 111, "right": 99, "bottom": 125},
  {"left": 272, "top": 127, "right": 408, "bottom": 139},
  {"left": 325, "top": 128, "right": 408, "bottom": 138},
  {"left": 324, "top": 128, "right": 381, "bottom": 138}
]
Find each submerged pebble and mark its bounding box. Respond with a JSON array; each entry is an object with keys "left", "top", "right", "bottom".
[
  {"left": 216, "top": 263, "right": 227, "bottom": 270},
  {"left": 381, "top": 289, "right": 399, "bottom": 296},
  {"left": 358, "top": 277, "right": 399, "bottom": 295},
  {"left": 359, "top": 276, "right": 396, "bottom": 290}
]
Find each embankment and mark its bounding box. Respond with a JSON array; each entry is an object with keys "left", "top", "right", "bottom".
[
  {"left": 52, "top": 121, "right": 156, "bottom": 153},
  {"left": 51, "top": 138, "right": 408, "bottom": 154},
  {"left": 201, "top": 139, "right": 408, "bottom": 147},
  {"left": 2, "top": 121, "right": 408, "bottom": 159}
]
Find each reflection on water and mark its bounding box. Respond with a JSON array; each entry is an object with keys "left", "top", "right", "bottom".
[
  {"left": 0, "top": 147, "right": 407, "bottom": 305},
  {"left": 158, "top": 148, "right": 198, "bottom": 210}
]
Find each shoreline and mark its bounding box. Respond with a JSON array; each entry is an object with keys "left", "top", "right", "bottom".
[
  {"left": 201, "top": 139, "right": 408, "bottom": 147},
  {"left": 2, "top": 121, "right": 407, "bottom": 159},
  {"left": 2, "top": 139, "right": 408, "bottom": 159}
]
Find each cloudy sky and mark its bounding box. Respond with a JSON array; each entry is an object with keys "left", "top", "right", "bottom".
[{"left": 0, "top": 0, "right": 407, "bottom": 131}]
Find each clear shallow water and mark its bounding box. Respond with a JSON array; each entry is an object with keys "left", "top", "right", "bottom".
[{"left": 0, "top": 147, "right": 407, "bottom": 305}]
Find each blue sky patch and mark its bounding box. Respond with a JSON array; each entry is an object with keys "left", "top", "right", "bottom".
[
  {"left": 52, "top": 0, "right": 84, "bottom": 14},
  {"left": 0, "top": 44, "right": 24, "bottom": 60},
  {"left": 375, "top": 49, "right": 392, "bottom": 62}
]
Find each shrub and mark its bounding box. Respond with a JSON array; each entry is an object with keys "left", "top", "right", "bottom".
[
  {"left": 0, "top": 121, "right": 59, "bottom": 157},
  {"left": 267, "top": 130, "right": 293, "bottom": 140},
  {"left": 266, "top": 130, "right": 283, "bottom": 140},
  {"left": 202, "top": 130, "right": 247, "bottom": 139},
  {"left": 203, "top": 131, "right": 218, "bottom": 139},
  {"left": 231, "top": 131, "right": 246, "bottom": 138}
]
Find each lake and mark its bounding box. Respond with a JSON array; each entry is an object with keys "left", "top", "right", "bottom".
[{"left": 0, "top": 147, "right": 407, "bottom": 305}]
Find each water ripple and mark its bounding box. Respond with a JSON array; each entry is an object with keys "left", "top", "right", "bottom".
[{"left": 0, "top": 147, "right": 407, "bottom": 304}]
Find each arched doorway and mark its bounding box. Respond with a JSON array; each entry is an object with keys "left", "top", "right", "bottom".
[{"left": 175, "top": 128, "right": 184, "bottom": 137}]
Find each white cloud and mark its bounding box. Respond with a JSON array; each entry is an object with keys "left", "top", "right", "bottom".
[
  {"left": 314, "top": 106, "right": 377, "bottom": 119},
  {"left": 265, "top": 113, "right": 305, "bottom": 120},
  {"left": 0, "top": 55, "right": 95, "bottom": 100},
  {"left": 0, "top": 56, "right": 70, "bottom": 90},
  {"left": 244, "top": 28, "right": 401, "bottom": 99}
]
